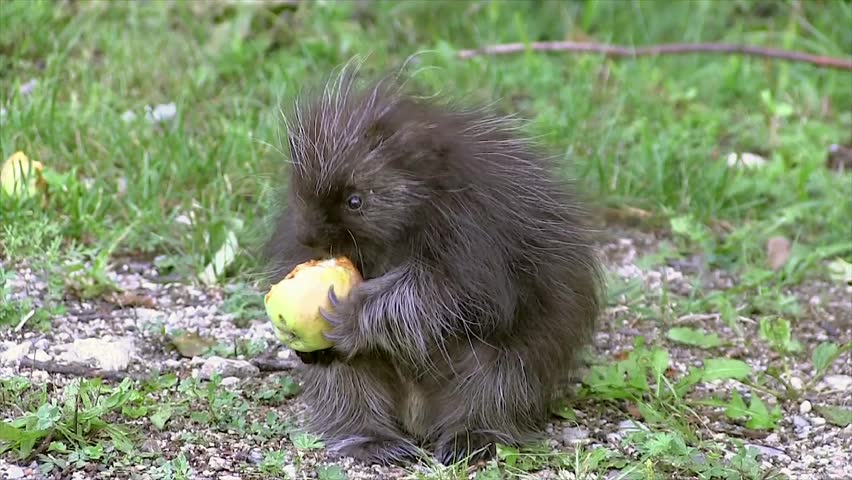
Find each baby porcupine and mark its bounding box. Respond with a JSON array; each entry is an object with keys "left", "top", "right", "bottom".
[{"left": 262, "top": 69, "right": 604, "bottom": 466}]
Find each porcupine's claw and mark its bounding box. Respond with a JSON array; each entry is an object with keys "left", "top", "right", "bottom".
[
  {"left": 318, "top": 306, "right": 338, "bottom": 326},
  {"left": 319, "top": 286, "right": 342, "bottom": 327},
  {"left": 327, "top": 285, "right": 341, "bottom": 309},
  {"left": 319, "top": 285, "right": 357, "bottom": 360}
]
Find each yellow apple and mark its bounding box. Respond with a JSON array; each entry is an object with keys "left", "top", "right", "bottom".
[
  {"left": 264, "top": 256, "right": 362, "bottom": 352},
  {"left": 1, "top": 151, "right": 44, "bottom": 199}
]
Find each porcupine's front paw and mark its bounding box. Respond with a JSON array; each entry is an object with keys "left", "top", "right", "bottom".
[{"left": 318, "top": 285, "right": 364, "bottom": 360}]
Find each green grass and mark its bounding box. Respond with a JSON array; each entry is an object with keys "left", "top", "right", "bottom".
[
  {"left": 1, "top": 0, "right": 851, "bottom": 478},
  {"left": 2, "top": 0, "right": 849, "bottom": 278}
]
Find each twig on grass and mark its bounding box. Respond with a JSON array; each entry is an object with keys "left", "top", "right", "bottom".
[
  {"left": 17, "top": 355, "right": 299, "bottom": 382},
  {"left": 18, "top": 358, "right": 154, "bottom": 381},
  {"left": 457, "top": 41, "right": 852, "bottom": 71},
  {"left": 250, "top": 356, "right": 301, "bottom": 372}
]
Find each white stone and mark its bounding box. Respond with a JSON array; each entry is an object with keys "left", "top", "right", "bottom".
[
  {"left": 53, "top": 337, "right": 136, "bottom": 371},
  {"left": 561, "top": 427, "right": 590, "bottom": 444},
  {"left": 726, "top": 152, "right": 767, "bottom": 169},
  {"left": 799, "top": 400, "right": 812, "bottom": 414},
  {"left": 208, "top": 456, "right": 227, "bottom": 470},
  {"left": 133, "top": 308, "right": 166, "bottom": 322},
  {"left": 0, "top": 341, "right": 33, "bottom": 365},
  {"left": 792, "top": 415, "right": 810, "bottom": 429},
  {"left": 145, "top": 102, "right": 177, "bottom": 123},
  {"left": 6, "top": 465, "right": 25, "bottom": 479},
  {"left": 823, "top": 374, "right": 852, "bottom": 391},
  {"left": 198, "top": 356, "right": 258, "bottom": 379},
  {"left": 33, "top": 350, "right": 51, "bottom": 362},
  {"left": 789, "top": 376, "right": 804, "bottom": 390},
  {"left": 221, "top": 377, "right": 241, "bottom": 387}
]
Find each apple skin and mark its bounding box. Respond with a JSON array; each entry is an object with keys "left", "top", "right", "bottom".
[
  {"left": 264, "top": 257, "right": 362, "bottom": 352},
  {"left": 1, "top": 151, "right": 44, "bottom": 199}
]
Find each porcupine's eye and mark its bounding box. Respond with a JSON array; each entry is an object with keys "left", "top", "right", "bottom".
[{"left": 345, "top": 194, "right": 363, "bottom": 211}]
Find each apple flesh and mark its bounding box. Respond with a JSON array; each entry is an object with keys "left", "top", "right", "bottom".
[{"left": 264, "top": 257, "right": 362, "bottom": 352}]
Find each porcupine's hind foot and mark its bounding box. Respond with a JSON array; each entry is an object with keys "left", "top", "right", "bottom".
[
  {"left": 329, "top": 435, "right": 421, "bottom": 466},
  {"left": 434, "top": 430, "right": 498, "bottom": 466},
  {"left": 300, "top": 355, "right": 422, "bottom": 466}
]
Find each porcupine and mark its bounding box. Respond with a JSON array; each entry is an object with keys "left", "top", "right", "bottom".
[{"left": 262, "top": 67, "right": 605, "bottom": 466}]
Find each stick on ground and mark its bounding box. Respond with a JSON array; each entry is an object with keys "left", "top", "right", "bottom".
[{"left": 457, "top": 41, "right": 852, "bottom": 71}]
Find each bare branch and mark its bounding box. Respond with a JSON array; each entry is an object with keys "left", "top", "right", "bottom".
[
  {"left": 16, "top": 356, "right": 298, "bottom": 381},
  {"left": 19, "top": 358, "right": 151, "bottom": 381},
  {"left": 457, "top": 41, "right": 852, "bottom": 71}
]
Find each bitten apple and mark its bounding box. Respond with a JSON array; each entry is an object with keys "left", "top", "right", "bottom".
[{"left": 264, "top": 257, "right": 362, "bottom": 352}]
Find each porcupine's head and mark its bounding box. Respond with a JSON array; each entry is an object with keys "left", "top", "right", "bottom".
[{"left": 279, "top": 70, "right": 473, "bottom": 279}]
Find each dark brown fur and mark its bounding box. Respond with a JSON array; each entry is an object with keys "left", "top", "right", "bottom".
[{"left": 262, "top": 68, "right": 604, "bottom": 466}]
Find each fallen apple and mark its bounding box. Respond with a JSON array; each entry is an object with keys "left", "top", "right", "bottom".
[
  {"left": 1, "top": 151, "right": 44, "bottom": 199},
  {"left": 264, "top": 256, "right": 362, "bottom": 352}
]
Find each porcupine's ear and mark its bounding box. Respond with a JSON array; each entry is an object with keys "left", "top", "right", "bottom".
[
  {"left": 362, "top": 96, "right": 410, "bottom": 142},
  {"left": 361, "top": 96, "right": 454, "bottom": 181}
]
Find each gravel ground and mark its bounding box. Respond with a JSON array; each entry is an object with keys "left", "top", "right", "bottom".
[{"left": 1, "top": 227, "right": 850, "bottom": 480}]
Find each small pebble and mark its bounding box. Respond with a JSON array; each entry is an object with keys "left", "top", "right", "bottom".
[
  {"left": 198, "top": 356, "right": 259, "bottom": 379},
  {"left": 800, "top": 400, "right": 812, "bottom": 414},
  {"left": 810, "top": 417, "right": 826, "bottom": 426},
  {"left": 248, "top": 449, "right": 264, "bottom": 464},
  {"left": 789, "top": 376, "right": 804, "bottom": 390},
  {"left": 33, "top": 350, "right": 51, "bottom": 362},
  {"left": 6, "top": 465, "right": 25, "bottom": 479},
  {"left": 617, "top": 419, "right": 646, "bottom": 433},
  {"left": 823, "top": 374, "right": 852, "bottom": 391},
  {"left": 0, "top": 341, "right": 33, "bottom": 365},
  {"left": 792, "top": 415, "right": 810, "bottom": 429},
  {"left": 145, "top": 102, "right": 177, "bottom": 123},
  {"left": 141, "top": 438, "right": 161, "bottom": 454},
  {"left": 221, "top": 376, "right": 241, "bottom": 387},
  {"left": 163, "top": 359, "right": 183, "bottom": 369},
  {"left": 208, "top": 456, "right": 227, "bottom": 470},
  {"left": 746, "top": 443, "right": 789, "bottom": 460},
  {"left": 561, "top": 427, "right": 590, "bottom": 444}
]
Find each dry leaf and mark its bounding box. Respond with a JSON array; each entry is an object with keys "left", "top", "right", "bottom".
[
  {"left": 625, "top": 403, "right": 643, "bottom": 419},
  {"left": 170, "top": 331, "right": 216, "bottom": 358},
  {"left": 766, "top": 236, "right": 791, "bottom": 271},
  {"left": 106, "top": 291, "right": 156, "bottom": 309}
]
